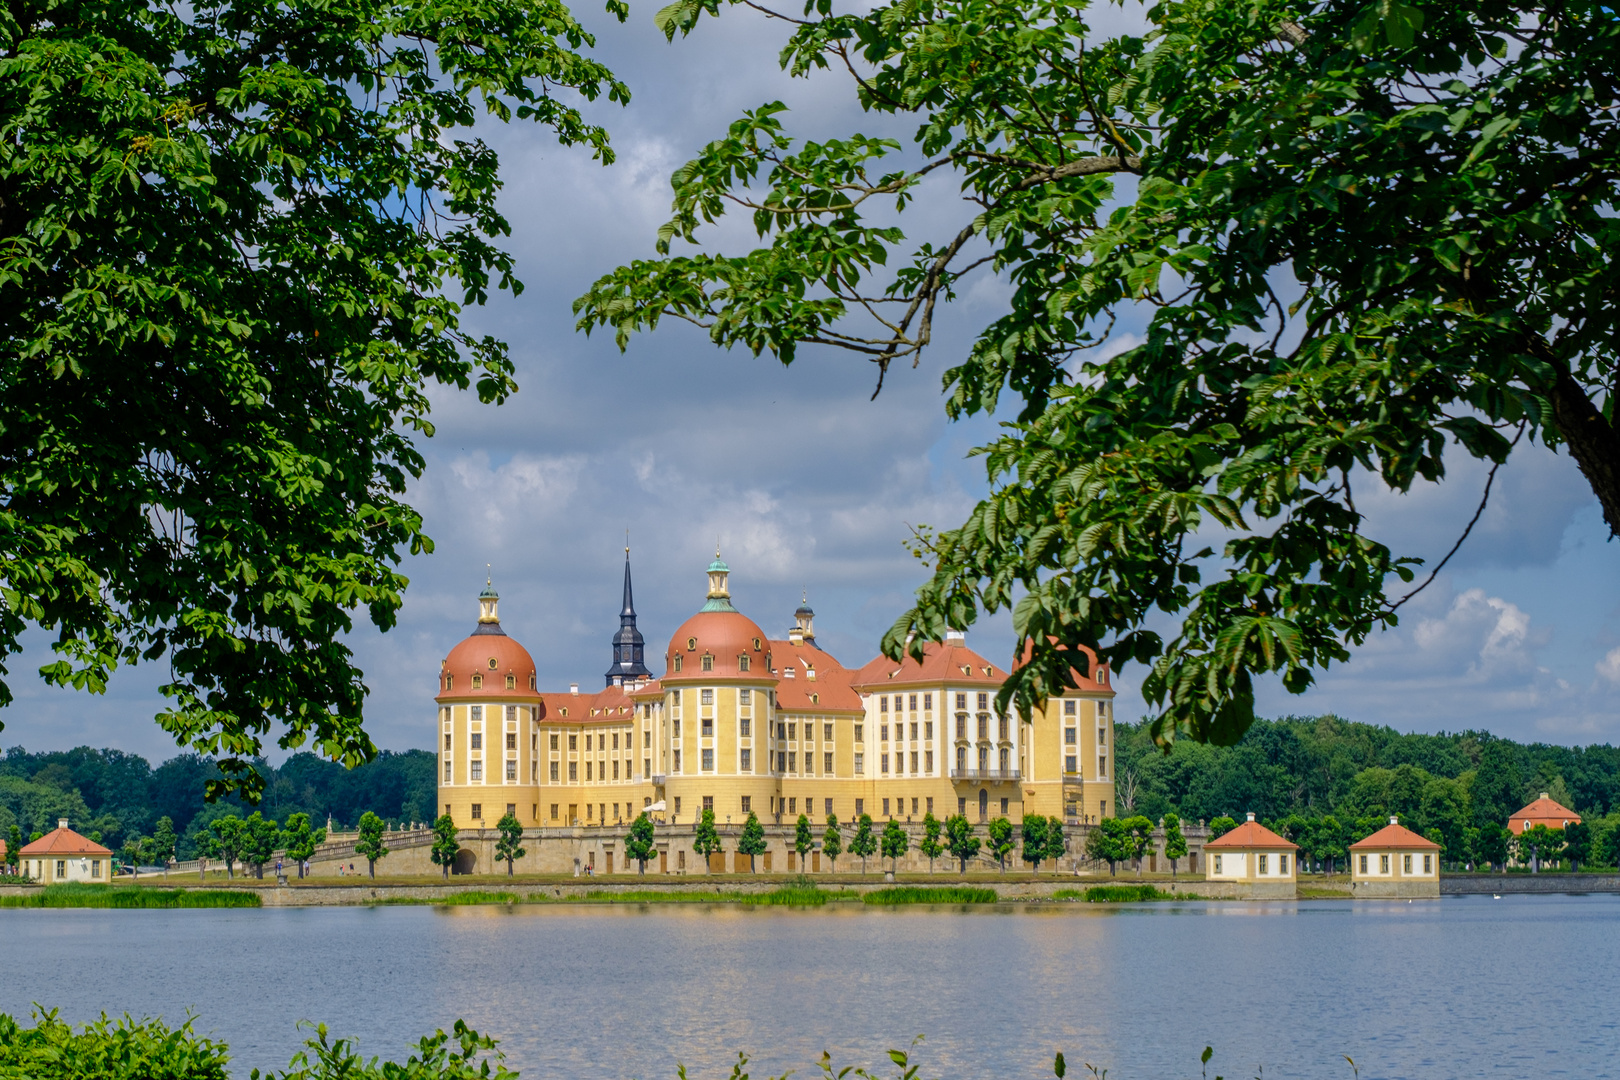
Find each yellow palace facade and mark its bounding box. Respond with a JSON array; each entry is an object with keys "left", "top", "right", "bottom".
[{"left": 436, "top": 554, "right": 1116, "bottom": 833}]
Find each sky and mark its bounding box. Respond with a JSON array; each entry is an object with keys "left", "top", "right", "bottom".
[{"left": 4, "top": 0, "right": 1619, "bottom": 763}]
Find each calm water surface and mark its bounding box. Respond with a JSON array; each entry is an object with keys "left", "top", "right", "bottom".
[{"left": 4, "top": 895, "right": 1617, "bottom": 1080}]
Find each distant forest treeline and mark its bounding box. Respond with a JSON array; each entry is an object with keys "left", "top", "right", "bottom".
[
  {"left": 5, "top": 714, "right": 1620, "bottom": 864},
  {"left": 1114, "top": 715, "right": 1620, "bottom": 865},
  {"left": 0, "top": 746, "right": 434, "bottom": 860}
]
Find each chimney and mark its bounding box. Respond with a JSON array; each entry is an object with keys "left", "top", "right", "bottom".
[
  {"left": 944, "top": 628, "right": 966, "bottom": 643},
  {"left": 1540, "top": 791, "right": 1549, "bottom": 800},
  {"left": 1390, "top": 815, "right": 1398, "bottom": 825},
  {"left": 59, "top": 818, "right": 70, "bottom": 831},
  {"left": 1245, "top": 812, "right": 1255, "bottom": 822},
  {"left": 570, "top": 683, "right": 579, "bottom": 695},
  {"left": 788, "top": 625, "right": 804, "bottom": 645}
]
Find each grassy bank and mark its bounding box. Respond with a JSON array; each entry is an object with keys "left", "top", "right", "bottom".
[
  {"left": 1052, "top": 885, "right": 1204, "bottom": 902},
  {"left": 863, "top": 886, "right": 998, "bottom": 905},
  {"left": 0, "top": 883, "right": 261, "bottom": 909}
]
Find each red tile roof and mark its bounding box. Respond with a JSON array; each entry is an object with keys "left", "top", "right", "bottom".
[
  {"left": 1205, "top": 819, "right": 1298, "bottom": 850},
  {"left": 770, "top": 639, "right": 864, "bottom": 713},
  {"left": 1507, "top": 795, "right": 1580, "bottom": 835},
  {"left": 20, "top": 824, "right": 111, "bottom": 857},
  {"left": 1349, "top": 821, "right": 1440, "bottom": 851},
  {"left": 849, "top": 640, "right": 1007, "bottom": 690},
  {"left": 538, "top": 684, "right": 641, "bottom": 723}
]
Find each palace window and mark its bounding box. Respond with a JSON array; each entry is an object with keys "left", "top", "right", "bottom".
[
  {"left": 443, "top": 761, "right": 451, "bottom": 781},
  {"left": 911, "top": 722, "right": 919, "bottom": 740},
  {"left": 924, "top": 751, "right": 933, "bottom": 772},
  {"left": 788, "top": 752, "right": 797, "bottom": 773},
  {"left": 741, "top": 795, "right": 752, "bottom": 814},
  {"left": 470, "top": 762, "right": 483, "bottom": 781},
  {"left": 956, "top": 714, "right": 967, "bottom": 739},
  {"left": 673, "top": 750, "right": 682, "bottom": 772},
  {"left": 505, "top": 675, "right": 516, "bottom": 689},
  {"left": 1280, "top": 855, "right": 1289, "bottom": 875},
  {"left": 854, "top": 753, "right": 865, "bottom": 775},
  {"left": 568, "top": 734, "right": 577, "bottom": 751},
  {"left": 1380, "top": 854, "right": 1391, "bottom": 873},
  {"left": 956, "top": 693, "right": 967, "bottom": 709},
  {"left": 1064, "top": 700, "right": 1076, "bottom": 716},
  {"left": 957, "top": 747, "right": 967, "bottom": 770},
  {"left": 701, "top": 689, "right": 714, "bottom": 706},
  {"left": 882, "top": 798, "right": 890, "bottom": 817},
  {"left": 673, "top": 655, "right": 682, "bottom": 672},
  {"left": 701, "top": 654, "right": 714, "bottom": 672},
  {"left": 825, "top": 752, "right": 834, "bottom": 773},
  {"left": 825, "top": 723, "right": 833, "bottom": 741},
  {"left": 923, "top": 693, "right": 932, "bottom": 711},
  {"left": 586, "top": 763, "right": 593, "bottom": 781},
  {"left": 881, "top": 753, "right": 889, "bottom": 774},
  {"left": 1403, "top": 854, "right": 1413, "bottom": 874},
  {"left": 1259, "top": 854, "right": 1269, "bottom": 874},
  {"left": 569, "top": 762, "right": 577, "bottom": 781},
  {"left": 977, "top": 693, "right": 989, "bottom": 710},
  {"left": 702, "top": 717, "right": 714, "bottom": 737},
  {"left": 880, "top": 696, "right": 889, "bottom": 713},
  {"left": 471, "top": 706, "right": 483, "bottom": 722},
  {"left": 740, "top": 716, "right": 751, "bottom": 737},
  {"left": 1214, "top": 855, "right": 1223, "bottom": 874},
  {"left": 999, "top": 748, "right": 1010, "bottom": 772},
  {"left": 444, "top": 734, "right": 452, "bottom": 751},
  {"left": 1065, "top": 755, "right": 1077, "bottom": 774},
  {"left": 978, "top": 746, "right": 989, "bottom": 771},
  {"left": 854, "top": 724, "right": 863, "bottom": 741},
  {"left": 445, "top": 675, "right": 454, "bottom": 690},
  {"left": 912, "top": 752, "right": 920, "bottom": 773},
  {"left": 644, "top": 730, "right": 652, "bottom": 748},
  {"left": 672, "top": 719, "right": 681, "bottom": 738},
  {"left": 740, "top": 688, "right": 751, "bottom": 705},
  {"left": 505, "top": 761, "right": 516, "bottom": 782},
  {"left": 741, "top": 749, "right": 751, "bottom": 771},
  {"left": 1360, "top": 854, "right": 1369, "bottom": 873},
  {"left": 470, "top": 733, "right": 482, "bottom": 750},
  {"left": 977, "top": 714, "right": 988, "bottom": 739},
  {"left": 739, "top": 655, "right": 750, "bottom": 671},
  {"left": 777, "top": 751, "right": 786, "bottom": 772},
  {"left": 855, "top": 799, "right": 864, "bottom": 816},
  {"left": 998, "top": 716, "right": 1009, "bottom": 740},
  {"left": 506, "top": 732, "right": 516, "bottom": 750},
  {"left": 880, "top": 724, "right": 889, "bottom": 742},
  {"left": 550, "top": 762, "right": 558, "bottom": 781},
  {"left": 909, "top": 694, "right": 918, "bottom": 711},
  {"left": 1099, "top": 755, "right": 1108, "bottom": 777},
  {"left": 1065, "top": 727, "right": 1076, "bottom": 745},
  {"left": 701, "top": 748, "right": 714, "bottom": 771},
  {"left": 1098, "top": 726, "right": 1107, "bottom": 747},
  {"left": 471, "top": 675, "right": 483, "bottom": 690}
]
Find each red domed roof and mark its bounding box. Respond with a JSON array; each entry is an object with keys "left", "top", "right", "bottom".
[
  {"left": 437, "top": 588, "right": 539, "bottom": 700},
  {"left": 665, "top": 609, "right": 771, "bottom": 681}
]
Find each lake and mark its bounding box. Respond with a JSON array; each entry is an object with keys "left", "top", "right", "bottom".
[{"left": 6, "top": 895, "right": 1617, "bottom": 1079}]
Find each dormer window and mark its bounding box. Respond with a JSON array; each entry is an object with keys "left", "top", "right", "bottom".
[
  {"left": 560, "top": 707, "right": 568, "bottom": 717},
  {"left": 529, "top": 674, "right": 537, "bottom": 690},
  {"left": 739, "top": 655, "right": 750, "bottom": 672},
  {"left": 701, "top": 654, "right": 714, "bottom": 672},
  {"left": 445, "top": 675, "right": 454, "bottom": 690},
  {"left": 471, "top": 674, "right": 483, "bottom": 690},
  {"left": 505, "top": 674, "right": 516, "bottom": 690},
  {"left": 673, "top": 655, "right": 683, "bottom": 672}
]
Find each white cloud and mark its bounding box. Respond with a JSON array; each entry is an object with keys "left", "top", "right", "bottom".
[{"left": 1598, "top": 647, "right": 1620, "bottom": 685}]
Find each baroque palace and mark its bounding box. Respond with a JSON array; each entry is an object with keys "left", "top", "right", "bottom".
[{"left": 436, "top": 552, "right": 1117, "bottom": 856}]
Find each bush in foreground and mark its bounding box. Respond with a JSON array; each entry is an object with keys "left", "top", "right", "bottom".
[{"left": 863, "top": 887, "right": 998, "bottom": 905}]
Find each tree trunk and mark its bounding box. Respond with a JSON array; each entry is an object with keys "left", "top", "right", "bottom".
[
  {"left": 369, "top": 860, "right": 375, "bottom": 880},
  {"left": 1539, "top": 342, "right": 1620, "bottom": 537}
]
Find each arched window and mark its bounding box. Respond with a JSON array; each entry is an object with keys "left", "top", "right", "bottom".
[{"left": 505, "top": 674, "right": 516, "bottom": 690}]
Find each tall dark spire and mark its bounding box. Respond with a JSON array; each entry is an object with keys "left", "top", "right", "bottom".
[{"left": 605, "top": 544, "right": 651, "bottom": 687}]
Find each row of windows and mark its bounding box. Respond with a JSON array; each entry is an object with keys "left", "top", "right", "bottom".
[
  {"left": 880, "top": 751, "right": 933, "bottom": 774},
  {"left": 879, "top": 722, "right": 932, "bottom": 742},
  {"left": 1359, "top": 853, "right": 1433, "bottom": 874},
  {"left": 953, "top": 713, "right": 1010, "bottom": 740},
  {"left": 880, "top": 693, "right": 934, "bottom": 713},
  {"left": 442, "top": 672, "right": 538, "bottom": 691}
]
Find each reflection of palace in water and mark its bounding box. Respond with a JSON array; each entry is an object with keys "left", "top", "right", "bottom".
[{"left": 428, "top": 551, "right": 1115, "bottom": 873}]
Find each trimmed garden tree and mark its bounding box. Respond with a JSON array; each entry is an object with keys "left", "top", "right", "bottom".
[
  {"left": 1162, "top": 815, "right": 1188, "bottom": 878},
  {"left": 738, "top": 812, "right": 768, "bottom": 872},
  {"left": 1020, "top": 815, "right": 1050, "bottom": 873},
  {"left": 693, "top": 807, "right": 723, "bottom": 874},
  {"left": 355, "top": 811, "right": 389, "bottom": 880},
  {"left": 151, "top": 817, "right": 178, "bottom": 876},
  {"left": 430, "top": 815, "right": 460, "bottom": 880},
  {"left": 944, "top": 815, "right": 980, "bottom": 874},
  {"left": 207, "top": 815, "right": 245, "bottom": 878},
  {"left": 582, "top": 0, "right": 1620, "bottom": 754},
  {"left": 1564, "top": 821, "right": 1592, "bottom": 874},
  {"left": 242, "top": 812, "right": 280, "bottom": 878},
  {"left": 1085, "top": 819, "right": 1130, "bottom": 877},
  {"left": 849, "top": 814, "right": 877, "bottom": 874},
  {"left": 495, "top": 812, "right": 526, "bottom": 876},
  {"left": 625, "top": 812, "right": 657, "bottom": 875},
  {"left": 919, "top": 812, "right": 944, "bottom": 874},
  {"left": 986, "top": 818, "right": 1015, "bottom": 873},
  {"left": 5, "top": 824, "right": 19, "bottom": 873},
  {"left": 1126, "top": 816, "right": 1156, "bottom": 877},
  {"left": 822, "top": 814, "right": 843, "bottom": 871},
  {"left": 0, "top": 0, "right": 629, "bottom": 793},
  {"left": 281, "top": 813, "right": 326, "bottom": 879},
  {"left": 881, "top": 818, "right": 910, "bottom": 874},
  {"left": 794, "top": 814, "right": 814, "bottom": 868},
  {"left": 1044, "top": 816, "right": 1066, "bottom": 873}
]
